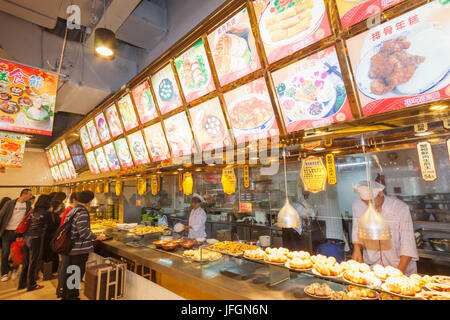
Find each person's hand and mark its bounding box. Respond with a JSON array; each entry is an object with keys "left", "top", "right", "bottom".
[
  {"left": 185, "top": 225, "right": 192, "bottom": 230},
  {"left": 96, "top": 234, "right": 106, "bottom": 241},
  {"left": 352, "top": 249, "right": 363, "bottom": 263}
]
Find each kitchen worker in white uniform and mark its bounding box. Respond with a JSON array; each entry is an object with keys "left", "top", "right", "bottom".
[
  {"left": 351, "top": 181, "right": 419, "bottom": 275},
  {"left": 186, "top": 194, "right": 207, "bottom": 239}
]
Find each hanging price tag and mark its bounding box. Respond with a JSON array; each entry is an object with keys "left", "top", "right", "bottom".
[
  {"left": 243, "top": 165, "right": 250, "bottom": 188},
  {"left": 444, "top": 119, "right": 450, "bottom": 129},
  {"left": 157, "top": 175, "right": 160, "bottom": 192},
  {"left": 151, "top": 175, "right": 158, "bottom": 196},
  {"left": 104, "top": 181, "right": 109, "bottom": 194},
  {"left": 179, "top": 173, "right": 183, "bottom": 191},
  {"left": 115, "top": 180, "right": 122, "bottom": 196},
  {"left": 325, "top": 154, "right": 337, "bottom": 185},
  {"left": 183, "top": 172, "right": 193, "bottom": 195},
  {"left": 417, "top": 141, "right": 437, "bottom": 182},
  {"left": 414, "top": 123, "right": 428, "bottom": 133},
  {"left": 300, "top": 156, "right": 327, "bottom": 193},
  {"left": 324, "top": 137, "right": 333, "bottom": 147},
  {"left": 137, "top": 178, "right": 147, "bottom": 196},
  {"left": 222, "top": 167, "right": 236, "bottom": 195},
  {"left": 95, "top": 181, "right": 104, "bottom": 193}
]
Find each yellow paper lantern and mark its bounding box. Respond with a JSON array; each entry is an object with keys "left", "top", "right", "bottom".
[
  {"left": 151, "top": 176, "right": 158, "bottom": 196},
  {"left": 115, "top": 180, "right": 122, "bottom": 196},
  {"left": 183, "top": 172, "right": 193, "bottom": 195},
  {"left": 137, "top": 178, "right": 147, "bottom": 196}
]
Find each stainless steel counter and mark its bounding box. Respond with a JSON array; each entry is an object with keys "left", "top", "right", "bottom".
[{"left": 96, "top": 240, "right": 347, "bottom": 300}]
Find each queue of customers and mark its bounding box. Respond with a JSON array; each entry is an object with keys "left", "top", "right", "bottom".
[{"left": 0, "top": 189, "right": 105, "bottom": 300}]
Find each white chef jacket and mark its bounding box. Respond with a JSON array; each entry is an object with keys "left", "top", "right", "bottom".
[
  {"left": 188, "top": 207, "right": 207, "bottom": 239},
  {"left": 292, "top": 201, "right": 315, "bottom": 236},
  {"left": 352, "top": 196, "right": 419, "bottom": 275}
]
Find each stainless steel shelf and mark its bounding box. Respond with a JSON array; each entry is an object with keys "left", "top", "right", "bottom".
[
  {"left": 418, "top": 249, "right": 450, "bottom": 263},
  {"left": 414, "top": 221, "right": 450, "bottom": 232}
]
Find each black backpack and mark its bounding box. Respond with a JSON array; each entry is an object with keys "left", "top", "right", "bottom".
[{"left": 51, "top": 208, "right": 79, "bottom": 254}]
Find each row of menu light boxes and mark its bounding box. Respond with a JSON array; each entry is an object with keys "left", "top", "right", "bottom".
[
  {"left": 73, "top": 1, "right": 449, "bottom": 176},
  {"left": 49, "top": 159, "right": 77, "bottom": 182},
  {"left": 46, "top": 139, "right": 71, "bottom": 167}
]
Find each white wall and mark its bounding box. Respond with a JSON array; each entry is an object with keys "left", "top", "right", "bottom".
[{"left": 0, "top": 149, "right": 53, "bottom": 200}]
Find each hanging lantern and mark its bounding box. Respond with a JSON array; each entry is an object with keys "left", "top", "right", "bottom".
[
  {"left": 277, "top": 149, "right": 300, "bottom": 228},
  {"left": 104, "top": 181, "right": 110, "bottom": 194},
  {"left": 137, "top": 178, "right": 147, "bottom": 196},
  {"left": 151, "top": 176, "right": 158, "bottom": 196},
  {"left": 115, "top": 180, "right": 122, "bottom": 196},
  {"left": 96, "top": 181, "right": 104, "bottom": 193},
  {"left": 222, "top": 167, "right": 236, "bottom": 194},
  {"left": 178, "top": 173, "right": 183, "bottom": 192},
  {"left": 183, "top": 172, "right": 193, "bottom": 195}
]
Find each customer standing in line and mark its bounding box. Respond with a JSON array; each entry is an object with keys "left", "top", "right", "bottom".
[
  {"left": 42, "top": 200, "right": 62, "bottom": 274},
  {"left": 60, "top": 191, "right": 105, "bottom": 300},
  {"left": 0, "top": 189, "right": 33, "bottom": 281},
  {"left": 0, "top": 197, "right": 11, "bottom": 250},
  {"left": 17, "top": 195, "right": 52, "bottom": 291}
]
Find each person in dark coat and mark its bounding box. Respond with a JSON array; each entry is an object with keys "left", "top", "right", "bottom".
[
  {"left": 41, "top": 200, "right": 62, "bottom": 275},
  {"left": 18, "top": 194, "right": 51, "bottom": 291}
]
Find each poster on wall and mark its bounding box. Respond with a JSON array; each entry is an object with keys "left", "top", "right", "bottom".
[
  {"left": 164, "top": 112, "right": 196, "bottom": 157},
  {"left": 114, "top": 137, "right": 134, "bottom": 168},
  {"left": 104, "top": 104, "right": 124, "bottom": 138},
  {"left": 79, "top": 125, "right": 92, "bottom": 151},
  {"left": 174, "top": 39, "right": 216, "bottom": 102},
  {"left": 252, "top": 0, "right": 331, "bottom": 64},
  {"left": 61, "top": 139, "right": 70, "bottom": 160},
  {"left": 189, "top": 97, "right": 232, "bottom": 151},
  {"left": 117, "top": 94, "right": 139, "bottom": 132},
  {"left": 94, "top": 147, "right": 109, "bottom": 173},
  {"left": 103, "top": 143, "right": 120, "bottom": 171},
  {"left": 151, "top": 64, "right": 183, "bottom": 115},
  {"left": 131, "top": 80, "right": 158, "bottom": 124},
  {"left": 0, "top": 131, "right": 26, "bottom": 168},
  {"left": 0, "top": 59, "right": 58, "bottom": 136},
  {"left": 223, "top": 77, "right": 279, "bottom": 144},
  {"left": 85, "top": 151, "right": 100, "bottom": 174},
  {"left": 95, "top": 112, "right": 111, "bottom": 143},
  {"left": 207, "top": 8, "right": 261, "bottom": 86},
  {"left": 127, "top": 130, "right": 150, "bottom": 165},
  {"left": 86, "top": 119, "right": 100, "bottom": 147},
  {"left": 347, "top": 1, "right": 450, "bottom": 117},
  {"left": 336, "top": 0, "right": 406, "bottom": 30},
  {"left": 272, "top": 46, "right": 352, "bottom": 132},
  {"left": 142, "top": 122, "right": 171, "bottom": 162}
]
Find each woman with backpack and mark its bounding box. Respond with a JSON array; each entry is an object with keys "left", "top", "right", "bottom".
[
  {"left": 17, "top": 194, "right": 52, "bottom": 291},
  {"left": 59, "top": 191, "right": 105, "bottom": 300}
]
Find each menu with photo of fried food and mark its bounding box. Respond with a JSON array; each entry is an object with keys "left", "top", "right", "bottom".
[
  {"left": 347, "top": 1, "right": 450, "bottom": 116},
  {"left": 252, "top": 0, "right": 331, "bottom": 64}
]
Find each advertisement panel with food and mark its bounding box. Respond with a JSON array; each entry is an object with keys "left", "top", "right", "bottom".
[
  {"left": 53, "top": 165, "right": 62, "bottom": 182},
  {"left": 85, "top": 151, "right": 100, "bottom": 174},
  {"left": 79, "top": 125, "right": 92, "bottom": 151},
  {"left": 151, "top": 64, "right": 183, "bottom": 115},
  {"left": 61, "top": 139, "right": 70, "bottom": 160},
  {"left": 347, "top": 1, "right": 450, "bottom": 116},
  {"left": 86, "top": 119, "right": 100, "bottom": 147},
  {"left": 0, "top": 59, "right": 58, "bottom": 135},
  {"left": 142, "top": 122, "right": 171, "bottom": 162},
  {"left": 114, "top": 137, "right": 134, "bottom": 168},
  {"left": 189, "top": 97, "right": 232, "bottom": 151},
  {"left": 49, "top": 166, "right": 57, "bottom": 182},
  {"left": 223, "top": 77, "right": 279, "bottom": 144},
  {"left": 117, "top": 94, "right": 139, "bottom": 132},
  {"left": 336, "top": 0, "right": 405, "bottom": 30},
  {"left": 127, "top": 130, "right": 151, "bottom": 165},
  {"left": 104, "top": 104, "right": 124, "bottom": 138},
  {"left": 56, "top": 143, "right": 65, "bottom": 163},
  {"left": 48, "top": 148, "right": 56, "bottom": 165},
  {"left": 174, "top": 40, "right": 215, "bottom": 102},
  {"left": 252, "top": 0, "right": 331, "bottom": 64},
  {"left": 0, "top": 132, "right": 26, "bottom": 168},
  {"left": 45, "top": 150, "right": 53, "bottom": 166},
  {"left": 164, "top": 112, "right": 196, "bottom": 157},
  {"left": 208, "top": 8, "right": 261, "bottom": 86},
  {"left": 59, "top": 163, "right": 67, "bottom": 180},
  {"left": 103, "top": 142, "right": 120, "bottom": 171},
  {"left": 272, "top": 46, "right": 352, "bottom": 132},
  {"left": 95, "top": 112, "right": 111, "bottom": 143},
  {"left": 67, "top": 159, "right": 77, "bottom": 179},
  {"left": 61, "top": 162, "right": 71, "bottom": 181},
  {"left": 131, "top": 80, "right": 158, "bottom": 124},
  {"left": 94, "top": 147, "right": 109, "bottom": 173}
]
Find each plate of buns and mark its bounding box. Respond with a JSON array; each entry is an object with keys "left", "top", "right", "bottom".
[
  {"left": 381, "top": 276, "right": 422, "bottom": 298},
  {"left": 285, "top": 257, "right": 313, "bottom": 271},
  {"left": 431, "top": 275, "right": 450, "bottom": 286},
  {"left": 417, "top": 291, "right": 450, "bottom": 300},
  {"left": 347, "top": 285, "right": 379, "bottom": 300},
  {"left": 304, "top": 282, "right": 333, "bottom": 299}
]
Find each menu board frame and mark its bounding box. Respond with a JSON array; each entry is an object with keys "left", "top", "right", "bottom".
[
  {"left": 151, "top": 63, "right": 184, "bottom": 115},
  {"left": 94, "top": 147, "right": 110, "bottom": 173},
  {"left": 94, "top": 111, "right": 112, "bottom": 143},
  {"left": 131, "top": 79, "right": 159, "bottom": 124},
  {"left": 61, "top": 139, "right": 71, "bottom": 160},
  {"left": 79, "top": 125, "right": 92, "bottom": 151},
  {"left": 126, "top": 130, "right": 151, "bottom": 166},
  {"left": 163, "top": 111, "right": 197, "bottom": 157},
  {"left": 113, "top": 137, "right": 135, "bottom": 168},
  {"left": 142, "top": 122, "right": 172, "bottom": 162},
  {"left": 85, "top": 150, "right": 100, "bottom": 174},
  {"left": 116, "top": 93, "right": 140, "bottom": 132},
  {"left": 86, "top": 119, "right": 101, "bottom": 147},
  {"left": 103, "top": 142, "right": 121, "bottom": 171},
  {"left": 104, "top": 104, "right": 124, "bottom": 138}
]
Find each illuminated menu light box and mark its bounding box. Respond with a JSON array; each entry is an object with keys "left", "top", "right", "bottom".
[
  {"left": 207, "top": 7, "right": 261, "bottom": 86},
  {"left": 272, "top": 46, "right": 352, "bottom": 132},
  {"left": 86, "top": 119, "right": 101, "bottom": 147},
  {"left": 174, "top": 39, "right": 216, "bottom": 102},
  {"left": 104, "top": 104, "right": 124, "bottom": 138},
  {"left": 164, "top": 112, "right": 196, "bottom": 157},
  {"left": 68, "top": 139, "right": 89, "bottom": 174},
  {"left": 127, "top": 130, "right": 151, "bottom": 166},
  {"left": 114, "top": 137, "right": 134, "bottom": 168},
  {"left": 67, "top": 159, "right": 77, "bottom": 179},
  {"left": 95, "top": 112, "right": 111, "bottom": 143},
  {"left": 94, "top": 147, "right": 110, "bottom": 173},
  {"left": 103, "top": 142, "right": 121, "bottom": 171},
  {"left": 223, "top": 77, "right": 279, "bottom": 144},
  {"left": 131, "top": 80, "right": 159, "bottom": 124},
  {"left": 346, "top": 1, "right": 450, "bottom": 117},
  {"left": 85, "top": 150, "right": 100, "bottom": 174},
  {"left": 79, "top": 125, "right": 92, "bottom": 151},
  {"left": 117, "top": 94, "right": 139, "bottom": 132},
  {"left": 61, "top": 139, "right": 71, "bottom": 160},
  {"left": 151, "top": 64, "right": 183, "bottom": 115},
  {"left": 142, "top": 122, "right": 171, "bottom": 162}
]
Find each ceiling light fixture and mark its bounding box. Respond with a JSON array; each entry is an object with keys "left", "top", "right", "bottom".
[
  {"left": 414, "top": 131, "right": 434, "bottom": 137},
  {"left": 277, "top": 149, "right": 300, "bottom": 228},
  {"left": 313, "top": 147, "right": 325, "bottom": 151},
  {"left": 94, "top": 0, "right": 115, "bottom": 60},
  {"left": 429, "top": 105, "right": 448, "bottom": 111}
]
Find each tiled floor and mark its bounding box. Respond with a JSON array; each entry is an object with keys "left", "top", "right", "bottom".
[{"left": 0, "top": 268, "right": 88, "bottom": 300}]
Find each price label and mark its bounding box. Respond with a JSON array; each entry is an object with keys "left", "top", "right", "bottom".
[
  {"left": 300, "top": 156, "right": 327, "bottom": 193},
  {"left": 183, "top": 172, "right": 193, "bottom": 195},
  {"left": 414, "top": 123, "right": 428, "bottom": 133},
  {"left": 243, "top": 165, "right": 250, "bottom": 188},
  {"left": 240, "top": 203, "right": 252, "bottom": 212},
  {"left": 222, "top": 167, "right": 236, "bottom": 194},
  {"left": 417, "top": 141, "right": 437, "bottom": 182},
  {"left": 151, "top": 176, "right": 158, "bottom": 196},
  {"left": 325, "top": 154, "right": 337, "bottom": 185}
]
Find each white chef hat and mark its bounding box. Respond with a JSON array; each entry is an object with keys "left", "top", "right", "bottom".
[
  {"left": 352, "top": 180, "right": 385, "bottom": 200},
  {"left": 192, "top": 193, "right": 205, "bottom": 203}
]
